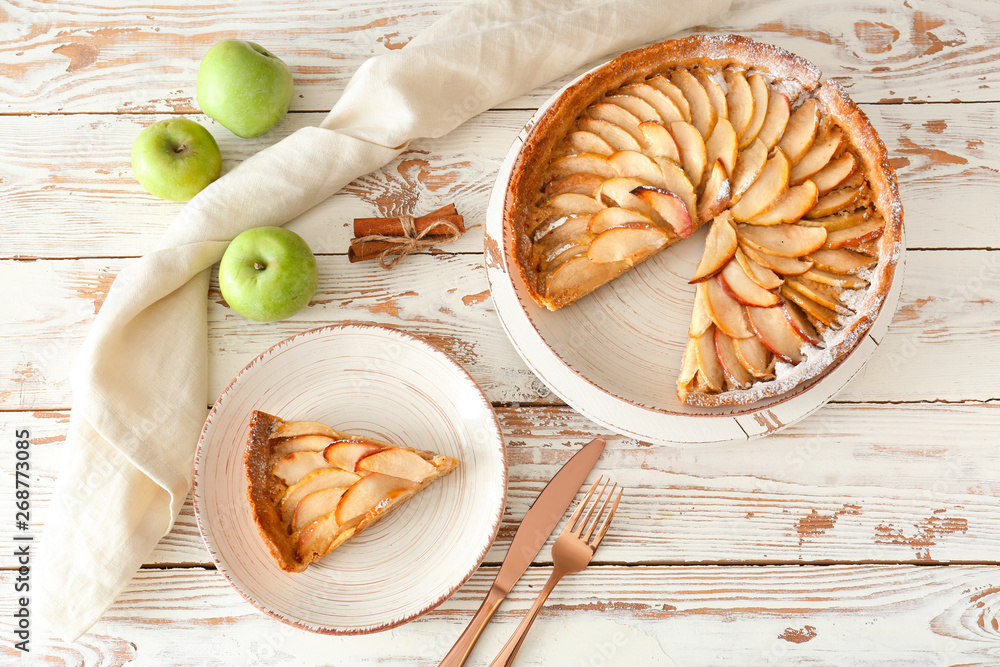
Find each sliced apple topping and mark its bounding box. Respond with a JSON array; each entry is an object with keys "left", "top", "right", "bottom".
[
  {"left": 272, "top": 451, "right": 328, "bottom": 486},
  {"left": 739, "top": 242, "right": 813, "bottom": 276},
  {"left": 678, "top": 337, "right": 699, "bottom": 386},
  {"left": 637, "top": 121, "right": 681, "bottom": 163},
  {"left": 705, "top": 118, "right": 738, "bottom": 179},
  {"left": 281, "top": 468, "right": 362, "bottom": 520},
  {"left": 733, "top": 335, "right": 775, "bottom": 379},
  {"left": 588, "top": 223, "right": 671, "bottom": 265},
  {"left": 292, "top": 487, "right": 347, "bottom": 532},
  {"left": 633, "top": 186, "right": 694, "bottom": 237},
  {"left": 653, "top": 157, "right": 698, "bottom": 223},
  {"left": 548, "top": 153, "right": 618, "bottom": 180},
  {"left": 536, "top": 216, "right": 592, "bottom": 256},
  {"left": 543, "top": 192, "right": 605, "bottom": 216},
  {"left": 577, "top": 117, "right": 642, "bottom": 152},
  {"left": 785, "top": 277, "right": 853, "bottom": 315},
  {"left": 564, "top": 130, "right": 615, "bottom": 157},
  {"left": 357, "top": 447, "right": 437, "bottom": 483},
  {"left": 335, "top": 472, "right": 418, "bottom": 526},
  {"left": 802, "top": 267, "right": 869, "bottom": 290},
  {"left": 737, "top": 223, "right": 827, "bottom": 258},
  {"left": 799, "top": 207, "right": 869, "bottom": 232},
  {"left": 645, "top": 75, "right": 692, "bottom": 122},
  {"left": 776, "top": 98, "right": 819, "bottom": 165},
  {"left": 781, "top": 299, "right": 821, "bottom": 346},
  {"left": 690, "top": 212, "right": 738, "bottom": 283},
  {"left": 730, "top": 138, "right": 768, "bottom": 203},
  {"left": 596, "top": 177, "right": 661, "bottom": 222},
  {"left": 790, "top": 129, "right": 844, "bottom": 184},
  {"left": 719, "top": 258, "right": 780, "bottom": 307},
  {"left": 539, "top": 238, "right": 590, "bottom": 272},
  {"left": 695, "top": 326, "right": 725, "bottom": 392},
  {"left": 544, "top": 173, "right": 605, "bottom": 198},
  {"left": 724, "top": 69, "right": 754, "bottom": 140},
  {"left": 670, "top": 121, "right": 708, "bottom": 186},
  {"left": 694, "top": 69, "right": 729, "bottom": 126},
  {"left": 689, "top": 281, "right": 713, "bottom": 337},
  {"left": 806, "top": 248, "right": 878, "bottom": 274},
  {"left": 822, "top": 216, "right": 885, "bottom": 249},
  {"left": 715, "top": 328, "right": 753, "bottom": 389},
  {"left": 272, "top": 434, "right": 339, "bottom": 460},
  {"left": 297, "top": 514, "right": 354, "bottom": 562},
  {"left": 272, "top": 421, "right": 340, "bottom": 440},
  {"left": 671, "top": 69, "right": 716, "bottom": 137},
  {"left": 746, "top": 305, "right": 805, "bottom": 363},
  {"left": 755, "top": 91, "right": 790, "bottom": 151},
  {"left": 729, "top": 149, "right": 790, "bottom": 221},
  {"left": 780, "top": 283, "right": 839, "bottom": 328},
  {"left": 745, "top": 180, "right": 818, "bottom": 226},
  {"left": 617, "top": 84, "right": 685, "bottom": 124},
  {"left": 811, "top": 152, "right": 857, "bottom": 195},
  {"left": 696, "top": 160, "right": 731, "bottom": 224},
  {"left": 544, "top": 255, "right": 628, "bottom": 305},
  {"left": 734, "top": 247, "right": 783, "bottom": 290},
  {"left": 323, "top": 441, "right": 382, "bottom": 471},
  {"left": 703, "top": 275, "right": 754, "bottom": 339},
  {"left": 609, "top": 150, "right": 668, "bottom": 188},
  {"left": 589, "top": 207, "right": 654, "bottom": 234},
  {"left": 588, "top": 103, "right": 644, "bottom": 144},
  {"left": 805, "top": 183, "right": 865, "bottom": 219},
  {"left": 606, "top": 94, "right": 662, "bottom": 122},
  {"left": 741, "top": 72, "right": 769, "bottom": 149}
]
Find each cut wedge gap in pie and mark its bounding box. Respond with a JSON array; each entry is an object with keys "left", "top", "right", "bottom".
[
  {"left": 505, "top": 35, "right": 902, "bottom": 407},
  {"left": 245, "top": 410, "right": 460, "bottom": 573}
]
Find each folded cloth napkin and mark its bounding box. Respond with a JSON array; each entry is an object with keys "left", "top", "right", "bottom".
[{"left": 37, "top": 0, "right": 730, "bottom": 641}]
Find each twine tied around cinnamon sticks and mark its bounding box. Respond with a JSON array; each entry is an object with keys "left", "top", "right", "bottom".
[{"left": 349, "top": 204, "right": 465, "bottom": 269}]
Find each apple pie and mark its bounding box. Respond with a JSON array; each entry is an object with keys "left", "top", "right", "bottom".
[
  {"left": 245, "top": 410, "right": 459, "bottom": 572},
  {"left": 504, "top": 35, "right": 902, "bottom": 406}
]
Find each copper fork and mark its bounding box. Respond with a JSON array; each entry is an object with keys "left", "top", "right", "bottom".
[{"left": 488, "top": 477, "right": 623, "bottom": 667}]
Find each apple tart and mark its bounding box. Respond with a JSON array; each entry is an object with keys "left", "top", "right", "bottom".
[
  {"left": 505, "top": 35, "right": 902, "bottom": 406},
  {"left": 245, "top": 410, "right": 459, "bottom": 572}
]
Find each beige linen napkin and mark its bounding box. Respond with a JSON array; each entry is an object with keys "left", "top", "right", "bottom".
[{"left": 37, "top": 0, "right": 730, "bottom": 641}]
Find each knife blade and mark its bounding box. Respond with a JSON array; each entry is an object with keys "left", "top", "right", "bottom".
[{"left": 438, "top": 436, "right": 606, "bottom": 667}]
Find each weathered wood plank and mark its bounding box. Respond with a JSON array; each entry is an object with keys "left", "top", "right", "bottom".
[
  {"left": 2, "top": 565, "right": 998, "bottom": 664},
  {"left": 1, "top": 248, "right": 998, "bottom": 410},
  {"left": 2, "top": 0, "right": 998, "bottom": 116},
  {"left": 1, "top": 103, "right": 997, "bottom": 259},
  {"left": 4, "top": 404, "right": 999, "bottom": 569}
]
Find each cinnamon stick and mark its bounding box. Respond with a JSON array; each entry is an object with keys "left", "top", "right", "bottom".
[{"left": 353, "top": 204, "right": 464, "bottom": 238}]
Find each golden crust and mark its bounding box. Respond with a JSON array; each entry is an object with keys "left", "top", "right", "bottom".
[{"left": 244, "top": 410, "right": 459, "bottom": 573}]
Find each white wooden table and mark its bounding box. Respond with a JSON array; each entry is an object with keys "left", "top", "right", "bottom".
[{"left": 3, "top": 1, "right": 1000, "bottom": 664}]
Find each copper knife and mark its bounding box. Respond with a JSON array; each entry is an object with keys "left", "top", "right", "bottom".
[{"left": 438, "top": 437, "right": 606, "bottom": 667}]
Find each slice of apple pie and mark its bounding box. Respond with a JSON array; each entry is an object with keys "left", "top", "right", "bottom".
[
  {"left": 245, "top": 410, "right": 459, "bottom": 572},
  {"left": 505, "top": 34, "right": 902, "bottom": 406}
]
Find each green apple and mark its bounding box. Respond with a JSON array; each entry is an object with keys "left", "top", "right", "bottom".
[
  {"left": 197, "top": 39, "right": 294, "bottom": 138},
  {"left": 218, "top": 227, "right": 318, "bottom": 322},
  {"left": 130, "top": 118, "right": 222, "bottom": 201}
]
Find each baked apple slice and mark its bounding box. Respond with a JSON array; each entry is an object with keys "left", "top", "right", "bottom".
[
  {"left": 746, "top": 305, "right": 805, "bottom": 362},
  {"left": 745, "top": 180, "right": 819, "bottom": 226},
  {"left": 587, "top": 224, "right": 671, "bottom": 264},
  {"left": 638, "top": 121, "right": 681, "bottom": 163},
  {"left": 719, "top": 258, "right": 781, "bottom": 307},
  {"left": 633, "top": 186, "right": 695, "bottom": 237},
  {"left": 736, "top": 223, "right": 827, "bottom": 258},
  {"left": 755, "top": 91, "right": 790, "bottom": 151},
  {"left": 724, "top": 69, "right": 754, "bottom": 140},
  {"left": 690, "top": 212, "right": 738, "bottom": 282},
  {"left": 730, "top": 149, "right": 790, "bottom": 221}
]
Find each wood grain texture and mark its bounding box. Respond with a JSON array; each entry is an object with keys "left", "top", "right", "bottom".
[
  {"left": 1, "top": 565, "right": 997, "bottom": 664},
  {"left": 2, "top": 0, "right": 997, "bottom": 116},
  {"left": 5, "top": 404, "right": 999, "bottom": 569},
  {"left": 1, "top": 103, "right": 997, "bottom": 259}
]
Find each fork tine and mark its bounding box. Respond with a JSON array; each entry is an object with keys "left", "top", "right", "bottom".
[
  {"left": 591, "top": 487, "right": 624, "bottom": 547},
  {"left": 565, "top": 476, "right": 602, "bottom": 533},
  {"left": 583, "top": 482, "right": 617, "bottom": 542},
  {"left": 575, "top": 477, "right": 610, "bottom": 536}
]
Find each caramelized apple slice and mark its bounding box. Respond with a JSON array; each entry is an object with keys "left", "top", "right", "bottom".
[
  {"left": 689, "top": 281, "right": 713, "bottom": 337},
  {"left": 724, "top": 69, "right": 754, "bottom": 140},
  {"left": 609, "top": 150, "right": 668, "bottom": 188},
  {"left": 705, "top": 118, "right": 738, "bottom": 177},
  {"left": 730, "top": 149, "right": 790, "bottom": 222},
  {"left": 806, "top": 248, "right": 878, "bottom": 274},
  {"left": 781, "top": 299, "right": 821, "bottom": 345},
  {"left": 618, "top": 83, "right": 685, "bottom": 124},
  {"left": 281, "top": 468, "right": 362, "bottom": 520},
  {"left": 540, "top": 239, "right": 589, "bottom": 272},
  {"left": 654, "top": 157, "right": 698, "bottom": 223},
  {"left": 292, "top": 487, "right": 347, "bottom": 532},
  {"left": 714, "top": 328, "right": 753, "bottom": 389},
  {"left": 786, "top": 277, "right": 854, "bottom": 315},
  {"left": 297, "top": 514, "right": 355, "bottom": 562},
  {"left": 737, "top": 223, "right": 827, "bottom": 258},
  {"left": 802, "top": 267, "right": 869, "bottom": 289},
  {"left": 704, "top": 275, "right": 754, "bottom": 339},
  {"left": 646, "top": 75, "right": 692, "bottom": 122},
  {"left": 735, "top": 247, "right": 783, "bottom": 290},
  {"left": 548, "top": 153, "right": 618, "bottom": 180},
  {"left": 694, "top": 69, "right": 728, "bottom": 125},
  {"left": 696, "top": 160, "right": 731, "bottom": 223},
  {"left": 678, "top": 337, "right": 699, "bottom": 387},
  {"left": 780, "top": 284, "right": 840, "bottom": 327},
  {"left": 596, "top": 177, "right": 661, "bottom": 222},
  {"left": 799, "top": 207, "right": 870, "bottom": 232},
  {"left": 272, "top": 435, "right": 339, "bottom": 460},
  {"left": 606, "top": 94, "right": 661, "bottom": 122},
  {"left": 588, "top": 103, "right": 644, "bottom": 143},
  {"left": 335, "top": 472, "right": 417, "bottom": 526},
  {"left": 745, "top": 180, "right": 819, "bottom": 225},
  {"left": 739, "top": 243, "right": 813, "bottom": 276},
  {"left": 577, "top": 117, "right": 642, "bottom": 152},
  {"left": 805, "top": 184, "right": 865, "bottom": 218},
  {"left": 747, "top": 305, "right": 805, "bottom": 363},
  {"left": 543, "top": 192, "right": 605, "bottom": 216},
  {"left": 811, "top": 152, "right": 857, "bottom": 194},
  {"left": 544, "top": 174, "right": 604, "bottom": 198},
  {"left": 695, "top": 326, "right": 725, "bottom": 392},
  {"left": 272, "top": 421, "right": 340, "bottom": 440},
  {"left": 544, "top": 256, "right": 628, "bottom": 305},
  {"left": 755, "top": 91, "right": 790, "bottom": 151},
  {"left": 564, "top": 130, "right": 615, "bottom": 157},
  {"left": 589, "top": 207, "right": 654, "bottom": 234},
  {"left": 741, "top": 72, "right": 769, "bottom": 149},
  {"left": 671, "top": 69, "right": 716, "bottom": 137},
  {"left": 324, "top": 441, "right": 382, "bottom": 471},
  {"left": 536, "top": 217, "right": 591, "bottom": 257},
  {"left": 777, "top": 98, "right": 819, "bottom": 165},
  {"left": 670, "top": 121, "right": 708, "bottom": 186},
  {"left": 637, "top": 121, "right": 681, "bottom": 163},
  {"left": 822, "top": 216, "right": 885, "bottom": 249},
  {"left": 730, "top": 138, "right": 768, "bottom": 202},
  {"left": 790, "top": 130, "right": 844, "bottom": 184},
  {"left": 733, "top": 335, "right": 775, "bottom": 379},
  {"left": 357, "top": 447, "right": 437, "bottom": 482},
  {"left": 690, "top": 213, "right": 738, "bottom": 282},
  {"left": 272, "top": 451, "right": 328, "bottom": 486},
  {"left": 719, "top": 259, "right": 781, "bottom": 307},
  {"left": 587, "top": 224, "right": 671, "bottom": 264},
  {"left": 633, "top": 186, "right": 694, "bottom": 237}
]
